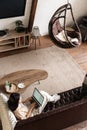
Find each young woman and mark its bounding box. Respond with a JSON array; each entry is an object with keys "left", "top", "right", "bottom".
[{"left": 7, "top": 90, "right": 60, "bottom": 120}]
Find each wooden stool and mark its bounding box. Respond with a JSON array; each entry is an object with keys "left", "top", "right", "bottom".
[
  {"left": 30, "top": 35, "right": 41, "bottom": 50},
  {"left": 31, "top": 26, "right": 41, "bottom": 49}
]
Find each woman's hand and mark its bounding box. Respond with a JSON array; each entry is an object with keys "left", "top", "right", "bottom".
[{"left": 23, "top": 97, "right": 32, "bottom": 104}]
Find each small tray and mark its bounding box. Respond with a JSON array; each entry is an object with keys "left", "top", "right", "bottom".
[{"left": 6, "top": 83, "right": 18, "bottom": 93}]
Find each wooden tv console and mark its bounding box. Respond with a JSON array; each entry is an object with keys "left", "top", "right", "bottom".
[{"left": 0, "top": 31, "right": 30, "bottom": 52}]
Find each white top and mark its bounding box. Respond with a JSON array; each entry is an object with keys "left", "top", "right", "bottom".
[{"left": 14, "top": 103, "right": 29, "bottom": 120}]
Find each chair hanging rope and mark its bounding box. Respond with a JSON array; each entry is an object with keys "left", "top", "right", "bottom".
[{"left": 49, "top": 3, "right": 82, "bottom": 48}]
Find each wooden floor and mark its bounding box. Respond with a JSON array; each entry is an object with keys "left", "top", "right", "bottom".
[
  {"left": 0, "top": 35, "right": 53, "bottom": 58},
  {"left": 0, "top": 35, "right": 87, "bottom": 73},
  {"left": 67, "top": 42, "right": 87, "bottom": 73}
]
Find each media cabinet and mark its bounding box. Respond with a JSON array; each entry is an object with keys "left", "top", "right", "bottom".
[{"left": 0, "top": 31, "right": 30, "bottom": 52}]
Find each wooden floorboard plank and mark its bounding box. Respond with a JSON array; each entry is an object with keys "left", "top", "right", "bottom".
[{"left": 67, "top": 42, "right": 87, "bottom": 73}]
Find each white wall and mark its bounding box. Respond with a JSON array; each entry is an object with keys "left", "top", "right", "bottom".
[
  {"left": 33, "top": 0, "right": 87, "bottom": 35},
  {"left": 0, "top": 0, "right": 87, "bottom": 35},
  {"left": 0, "top": 0, "right": 32, "bottom": 30}
]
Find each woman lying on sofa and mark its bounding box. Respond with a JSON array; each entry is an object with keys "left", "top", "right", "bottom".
[{"left": 7, "top": 88, "right": 60, "bottom": 120}]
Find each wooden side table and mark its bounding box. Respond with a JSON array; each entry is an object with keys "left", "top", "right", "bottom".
[
  {"left": 30, "top": 35, "right": 41, "bottom": 50},
  {"left": 30, "top": 26, "right": 41, "bottom": 49},
  {"left": 0, "top": 69, "right": 48, "bottom": 94}
]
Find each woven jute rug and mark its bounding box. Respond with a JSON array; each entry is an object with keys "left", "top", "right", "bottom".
[{"left": 0, "top": 46, "right": 85, "bottom": 99}]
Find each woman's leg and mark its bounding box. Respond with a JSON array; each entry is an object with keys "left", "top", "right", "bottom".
[
  {"left": 40, "top": 91, "right": 60, "bottom": 102},
  {"left": 27, "top": 102, "right": 36, "bottom": 118},
  {"left": 39, "top": 91, "right": 60, "bottom": 113}
]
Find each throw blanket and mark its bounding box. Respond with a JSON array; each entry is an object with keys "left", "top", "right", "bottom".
[{"left": 56, "top": 30, "right": 78, "bottom": 43}]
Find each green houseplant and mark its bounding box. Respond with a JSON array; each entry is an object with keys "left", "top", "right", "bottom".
[{"left": 15, "top": 20, "right": 25, "bottom": 33}]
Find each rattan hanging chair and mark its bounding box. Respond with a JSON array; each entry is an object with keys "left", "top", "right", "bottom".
[{"left": 49, "top": 3, "right": 82, "bottom": 48}]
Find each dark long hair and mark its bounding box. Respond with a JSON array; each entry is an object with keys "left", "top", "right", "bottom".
[{"left": 7, "top": 93, "right": 20, "bottom": 111}]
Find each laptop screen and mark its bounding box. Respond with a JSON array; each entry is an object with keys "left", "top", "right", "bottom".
[{"left": 32, "top": 88, "right": 44, "bottom": 106}]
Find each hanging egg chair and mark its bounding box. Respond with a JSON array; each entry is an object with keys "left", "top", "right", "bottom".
[{"left": 49, "top": 3, "right": 82, "bottom": 48}]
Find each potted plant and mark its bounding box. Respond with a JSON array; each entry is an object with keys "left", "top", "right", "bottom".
[{"left": 15, "top": 20, "right": 25, "bottom": 33}]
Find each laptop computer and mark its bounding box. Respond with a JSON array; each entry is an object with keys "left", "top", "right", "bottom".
[{"left": 32, "top": 88, "right": 44, "bottom": 107}]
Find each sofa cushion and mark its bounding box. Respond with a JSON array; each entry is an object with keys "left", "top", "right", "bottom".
[{"left": 0, "top": 93, "right": 17, "bottom": 129}]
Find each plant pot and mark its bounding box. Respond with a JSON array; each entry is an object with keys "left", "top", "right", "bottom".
[{"left": 15, "top": 27, "right": 25, "bottom": 33}]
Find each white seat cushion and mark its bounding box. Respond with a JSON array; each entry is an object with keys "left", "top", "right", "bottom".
[{"left": 56, "top": 30, "right": 78, "bottom": 43}]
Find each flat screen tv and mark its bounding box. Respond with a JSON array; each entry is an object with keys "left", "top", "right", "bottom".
[{"left": 0, "top": 0, "right": 27, "bottom": 19}]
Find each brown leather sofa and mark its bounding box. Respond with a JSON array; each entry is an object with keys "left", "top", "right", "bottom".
[{"left": 14, "top": 87, "right": 87, "bottom": 130}]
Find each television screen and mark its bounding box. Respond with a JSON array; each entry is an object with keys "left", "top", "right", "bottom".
[{"left": 0, "top": 0, "right": 27, "bottom": 19}]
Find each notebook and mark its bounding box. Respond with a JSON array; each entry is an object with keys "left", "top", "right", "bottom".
[{"left": 32, "top": 88, "right": 44, "bottom": 107}]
